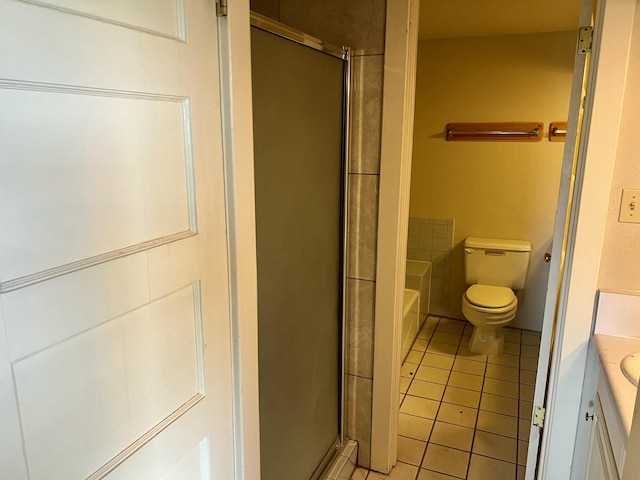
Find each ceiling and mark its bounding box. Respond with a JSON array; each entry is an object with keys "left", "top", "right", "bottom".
[{"left": 419, "top": 0, "right": 583, "bottom": 40}]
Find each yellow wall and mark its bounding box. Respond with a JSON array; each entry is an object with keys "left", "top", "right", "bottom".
[
  {"left": 410, "top": 31, "right": 576, "bottom": 330},
  {"left": 599, "top": 6, "right": 640, "bottom": 293}
]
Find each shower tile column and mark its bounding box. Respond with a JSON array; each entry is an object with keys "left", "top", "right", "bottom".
[{"left": 344, "top": 53, "right": 384, "bottom": 469}]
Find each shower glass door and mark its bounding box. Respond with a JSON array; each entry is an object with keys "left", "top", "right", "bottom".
[{"left": 250, "top": 15, "right": 347, "bottom": 480}]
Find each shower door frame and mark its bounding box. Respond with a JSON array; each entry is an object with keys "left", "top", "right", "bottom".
[{"left": 249, "top": 12, "right": 351, "bottom": 479}]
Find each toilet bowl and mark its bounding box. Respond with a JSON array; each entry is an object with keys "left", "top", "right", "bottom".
[
  {"left": 462, "top": 284, "right": 518, "bottom": 355},
  {"left": 461, "top": 237, "right": 531, "bottom": 355}
]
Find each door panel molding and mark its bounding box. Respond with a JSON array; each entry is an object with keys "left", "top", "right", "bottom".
[
  {"left": 0, "top": 231, "right": 195, "bottom": 294},
  {"left": 0, "top": 79, "right": 199, "bottom": 287},
  {"left": 12, "top": 283, "right": 206, "bottom": 479},
  {"left": 14, "top": 0, "right": 187, "bottom": 41},
  {"left": 87, "top": 395, "right": 206, "bottom": 480}
]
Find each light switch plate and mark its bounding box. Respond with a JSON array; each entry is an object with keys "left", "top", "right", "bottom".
[{"left": 619, "top": 189, "right": 640, "bottom": 223}]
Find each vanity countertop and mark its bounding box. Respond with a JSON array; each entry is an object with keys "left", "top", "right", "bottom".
[{"left": 593, "top": 333, "right": 640, "bottom": 437}]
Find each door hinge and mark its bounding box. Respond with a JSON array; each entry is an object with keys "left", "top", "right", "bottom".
[
  {"left": 216, "top": 0, "right": 228, "bottom": 17},
  {"left": 533, "top": 405, "right": 546, "bottom": 428},
  {"left": 577, "top": 26, "right": 593, "bottom": 55}
]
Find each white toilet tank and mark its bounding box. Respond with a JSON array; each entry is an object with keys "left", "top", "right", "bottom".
[{"left": 464, "top": 237, "right": 531, "bottom": 289}]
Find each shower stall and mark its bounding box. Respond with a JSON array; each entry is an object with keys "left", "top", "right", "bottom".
[{"left": 250, "top": 14, "right": 350, "bottom": 480}]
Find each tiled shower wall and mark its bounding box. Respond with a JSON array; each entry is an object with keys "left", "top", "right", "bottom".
[
  {"left": 250, "top": 0, "right": 387, "bottom": 469},
  {"left": 407, "top": 218, "right": 455, "bottom": 317}
]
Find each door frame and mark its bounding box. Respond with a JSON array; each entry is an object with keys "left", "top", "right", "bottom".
[
  {"left": 535, "top": 0, "right": 637, "bottom": 477},
  {"left": 370, "top": 0, "right": 420, "bottom": 473},
  {"left": 217, "top": 2, "right": 262, "bottom": 479},
  {"left": 371, "top": 0, "right": 637, "bottom": 475}
]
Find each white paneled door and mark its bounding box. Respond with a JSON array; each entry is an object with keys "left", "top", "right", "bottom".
[{"left": 0, "top": 1, "right": 237, "bottom": 479}]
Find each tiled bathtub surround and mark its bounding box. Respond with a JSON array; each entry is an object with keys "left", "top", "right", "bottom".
[
  {"left": 406, "top": 260, "right": 431, "bottom": 321},
  {"left": 407, "top": 218, "right": 454, "bottom": 316},
  {"left": 352, "top": 317, "right": 541, "bottom": 480}
]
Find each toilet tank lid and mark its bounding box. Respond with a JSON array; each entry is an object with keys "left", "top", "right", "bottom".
[{"left": 464, "top": 237, "right": 531, "bottom": 252}]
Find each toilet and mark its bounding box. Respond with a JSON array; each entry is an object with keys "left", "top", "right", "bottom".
[{"left": 461, "top": 237, "right": 531, "bottom": 355}]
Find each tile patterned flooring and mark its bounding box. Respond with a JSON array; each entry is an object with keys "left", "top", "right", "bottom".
[{"left": 352, "top": 316, "right": 541, "bottom": 480}]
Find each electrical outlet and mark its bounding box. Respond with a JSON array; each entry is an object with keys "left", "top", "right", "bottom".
[{"left": 619, "top": 189, "right": 640, "bottom": 223}]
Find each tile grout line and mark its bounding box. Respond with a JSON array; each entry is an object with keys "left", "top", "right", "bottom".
[
  {"left": 398, "top": 317, "right": 432, "bottom": 480},
  {"left": 415, "top": 316, "right": 446, "bottom": 479},
  {"left": 464, "top": 338, "right": 488, "bottom": 480},
  {"left": 370, "top": 317, "right": 540, "bottom": 480}
]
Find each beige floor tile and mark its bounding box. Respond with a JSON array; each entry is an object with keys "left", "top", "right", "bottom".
[
  {"left": 351, "top": 467, "right": 369, "bottom": 480},
  {"left": 422, "top": 444, "right": 470, "bottom": 478},
  {"left": 400, "top": 376, "right": 411, "bottom": 394},
  {"left": 418, "top": 328, "right": 434, "bottom": 340},
  {"left": 487, "top": 353, "right": 519, "bottom": 368},
  {"left": 398, "top": 435, "right": 427, "bottom": 466},
  {"left": 432, "top": 331, "right": 462, "bottom": 346},
  {"left": 521, "top": 333, "right": 541, "bottom": 346},
  {"left": 519, "top": 418, "right": 531, "bottom": 441},
  {"left": 459, "top": 336, "right": 470, "bottom": 347},
  {"left": 518, "top": 440, "right": 529, "bottom": 465},
  {"left": 436, "top": 321, "right": 465, "bottom": 335},
  {"left": 453, "top": 358, "right": 486, "bottom": 376},
  {"left": 408, "top": 379, "right": 446, "bottom": 401},
  {"left": 422, "top": 353, "right": 455, "bottom": 370},
  {"left": 480, "top": 393, "right": 519, "bottom": 417},
  {"left": 430, "top": 421, "right": 474, "bottom": 451},
  {"left": 519, "top": 370, "right": 537, "bottom": 385},
  {"left": 417, "top": 469, "right": 458, "bottom": 480},
  {"left": 476, "top": 410, "right": 518, "bottom": 438},
  {"left": 424, "top": 316, "right": 439, "bottom": 330},
  {"left": 413, "top": 338, "right": 428, "bottom": 352},
  {"left": 442, "top": 386, "right": 481, "bottom": 408},
  {"left": 520, "top": 383, "right": 535, "bottom": 402},
  {"left": 503, "top": 341, "right": 521, "bottom": 356},
  {"left": 400, "top": 395, "right": 440, "bottom": 419},
  {"left": 406, "top": 350, "right": 424, "bottom": 365},
  {"left": 399, "top": 413, "right": 434, "bottom": 441},
  {"left": 401, "top": 363, "right": 419, "bottom": 379},
  {"left": 427, "top": 341, "right": 459, "bottom": 357},
  {"left": 448, "top": 371, "right": 484, "bottom": 391},
  {"left": 472, "top": 431, "right": 517, "bottom": 463},
  {"left": 467, "top": 454, "right": 516, "bottom": 480},
  {"left": 485, "top": 364, "right": 519, "bottom": 383},
  {"left": 517, "top": 465, "right": 526, "bottom": 480},
  {"left": 463, "top": 324, "right": 474, "bottom": 336},
  {"left": 503, "top": 328, "right": 521, "bottom": 343},
  {"left": 520, "top": 356, "right": 538, "bottom": 371},
  {"left": 439, "top": 318, "right": 465, "bottom": 327},
  {"left": 519, "top": 400, "right": 533, "bottom": 420},
  {"left": 455, "top": 346, "right": 488, "bottom": 363},
  {"left": 400, "top": 393, "right": 406, "bottom": 406},
  {"left": 521, "top": 344, "right": 539, "bottom": 358},
  {"left": 368, "top": 461, "right": 419, "bottom": 480},
  {"left": 483, "top": 377, "right": 519, "bottom": 399},
  {"left": 416, "top": 365, "right": 450, "bottom": 385},
  {"left": 436, "top": 402, "right": 478, "bottom": 428}
]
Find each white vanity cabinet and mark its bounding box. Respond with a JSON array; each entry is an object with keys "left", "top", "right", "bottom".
[
  {"left": 586, "top": 393, "right": 621, "bottom": 480},
  {"left": 582, "top": 335, "right": 640, "bottom": 480}
]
